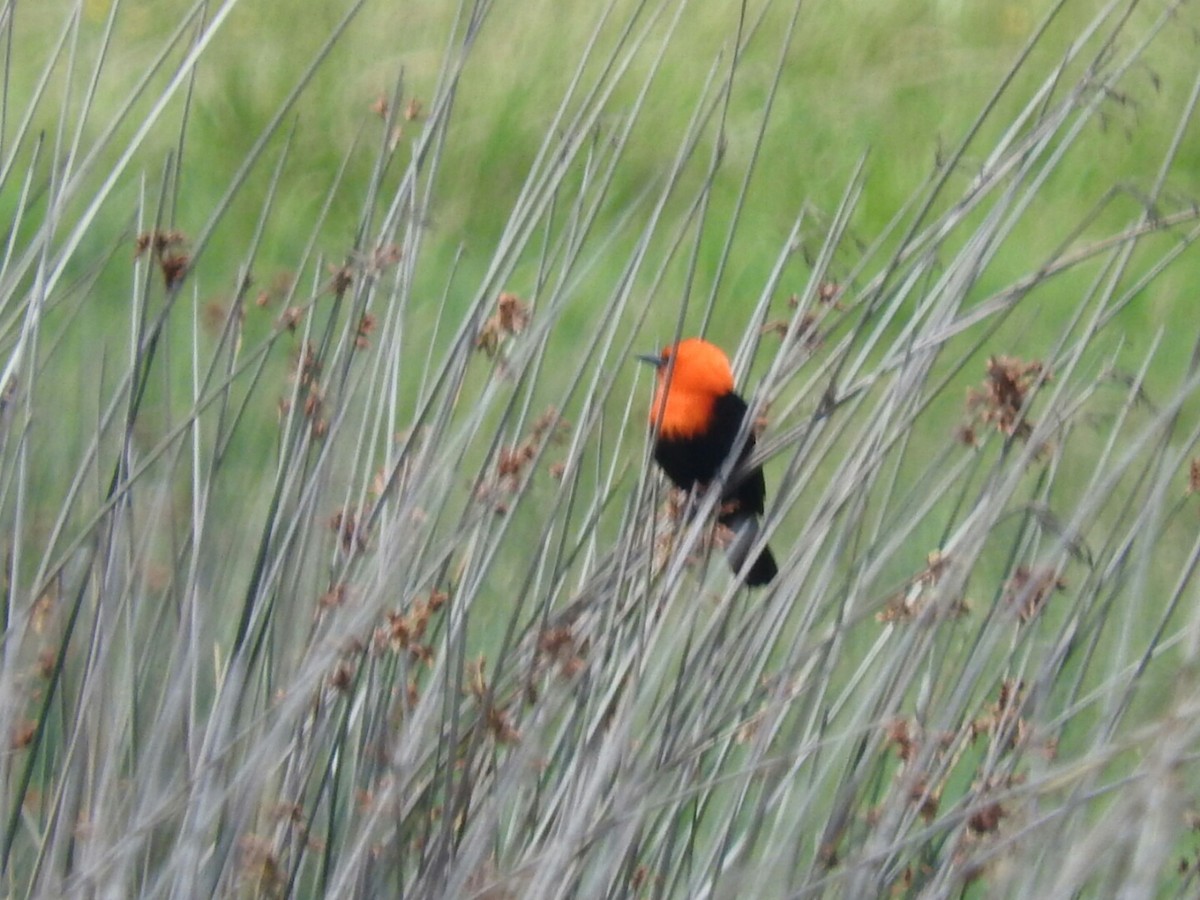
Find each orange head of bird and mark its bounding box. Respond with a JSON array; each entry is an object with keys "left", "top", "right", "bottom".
[{"left": 639, "top": 338, "right": 736, "bottom": 439}]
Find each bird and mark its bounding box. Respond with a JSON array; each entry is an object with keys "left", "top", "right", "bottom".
[{"left": 639, "top": 337, "right": 778, "bottom": 587}]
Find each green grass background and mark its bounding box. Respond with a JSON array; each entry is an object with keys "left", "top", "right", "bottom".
[
  {"left": 15, "top": 0, "right": 1198, "bottom": 535},
  {"left": 4, "top": 1, "right": 1200, "bottom": 892},
  {"left": 5, "top": 0, "right": 1194, "bottom": 701}
]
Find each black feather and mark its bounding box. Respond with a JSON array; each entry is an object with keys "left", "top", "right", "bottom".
[{"left": 653, "top": 392, "right": 776, "bottom": 586}]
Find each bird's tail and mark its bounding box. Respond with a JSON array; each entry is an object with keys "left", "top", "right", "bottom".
[{"left": 724, "top": 512, "right": 778, "bottom": 587}]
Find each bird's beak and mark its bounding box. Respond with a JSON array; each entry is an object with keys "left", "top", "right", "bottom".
[{"left": 637, "top": 352, "right": 665, "bottom": 368}]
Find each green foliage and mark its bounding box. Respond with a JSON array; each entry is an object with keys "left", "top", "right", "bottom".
[{"left": 1, "top": 0, "right": 1199, "bottom": 896}]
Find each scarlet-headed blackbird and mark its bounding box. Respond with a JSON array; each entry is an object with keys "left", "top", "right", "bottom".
[{"left": 640, "top": 337, "right": 778, "bottom": 587}]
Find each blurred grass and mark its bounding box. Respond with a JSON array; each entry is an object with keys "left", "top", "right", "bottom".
[
  {"left": 23, "top": 0, "right": 1197, "bottom": 336},
  {"left": 12, "top": 0, "right": 1196, "bottom": 676},
  {"left": 1, "top": 0, "right": 1199, "bottom": 896}
]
